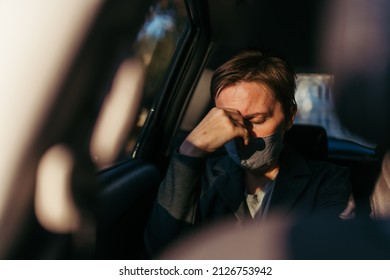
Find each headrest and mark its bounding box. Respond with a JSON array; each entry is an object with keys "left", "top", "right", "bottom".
[{"left": 284, "top": 124, "right": 328, "bottom": 161}]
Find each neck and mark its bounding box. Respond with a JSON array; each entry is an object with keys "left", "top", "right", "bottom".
[{"left": 244, "top": 165, "right": 279, "bottom": 194}]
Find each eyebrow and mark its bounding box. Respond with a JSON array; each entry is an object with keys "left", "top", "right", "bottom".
[{"left": 243, "top": 112, "right": 270, "bottom": 119}]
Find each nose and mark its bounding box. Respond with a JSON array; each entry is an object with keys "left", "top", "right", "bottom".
[{"left": 244, "top": 119, "right": 256, "bottom": 137}]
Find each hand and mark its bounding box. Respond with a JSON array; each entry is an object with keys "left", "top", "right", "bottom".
[{"left": 179, "top": 107, "right": 249, "bottom": 157}]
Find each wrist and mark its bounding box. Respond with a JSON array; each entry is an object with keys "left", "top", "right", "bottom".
[{"left": 179, "top": 139, "right": 209, "bottom": 158}]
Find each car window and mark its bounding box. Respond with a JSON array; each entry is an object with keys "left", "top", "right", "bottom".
[
  {"left": 294, "top": 73, "right": 375, "bottom": 150},
  {"left": 127, "top": 0, "right": 189, "bottom": 150},
  {"left": 92, "top": 0, "right": 190, "bottom": 169}
]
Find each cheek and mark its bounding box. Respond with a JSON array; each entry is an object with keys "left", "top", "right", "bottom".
[
  {"left": 251, "top": 120, "right": 286, "bottom": 138},
  {"left": 251, "top": 125, "right": 275, "bottom": 138}
]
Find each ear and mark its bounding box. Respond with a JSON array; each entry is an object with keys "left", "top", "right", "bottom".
[{"left": 285, "top": 106, "right": 297, "bottom": 130}]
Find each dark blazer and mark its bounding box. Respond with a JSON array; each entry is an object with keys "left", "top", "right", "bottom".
[{"left": 144, "top": 145, "right": 351, "bottom": 257}]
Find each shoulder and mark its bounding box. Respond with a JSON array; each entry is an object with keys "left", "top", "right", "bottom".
[
  {"left": 280, "top": 144, "right": 349, "bottom": 179},
  {"left": 307, "top": 157, "right": 349, "bottom": 176}
]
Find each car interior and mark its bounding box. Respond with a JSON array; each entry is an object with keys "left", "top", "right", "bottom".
[
  {"left": 0, "top": 0, "right": 388, "bottom": 260},
  {"left": 94, "top": 0, "right": 386, "bottom": 259}
]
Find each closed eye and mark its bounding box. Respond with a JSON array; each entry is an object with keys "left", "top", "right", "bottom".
[{"left": 246, "top": 115, "right": 268, "bottom": 124}]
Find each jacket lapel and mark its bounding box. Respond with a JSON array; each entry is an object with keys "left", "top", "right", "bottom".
[{"left": 270, "top": 145, "right": 312, "bottom": 213}]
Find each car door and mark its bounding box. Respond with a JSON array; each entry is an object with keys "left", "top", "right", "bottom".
[{"left": 94, "top": 0, "right": 212, "bottom": 259}]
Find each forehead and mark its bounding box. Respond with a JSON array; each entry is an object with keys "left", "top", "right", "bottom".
[{"left": 215, "top": 81, "right": 280, "bottom": 114}]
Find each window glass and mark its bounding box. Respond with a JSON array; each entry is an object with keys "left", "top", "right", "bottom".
[
  {"left": 111, "top": 5, "right": 188, "bottom": 153},
  {"left": 125, "top": 0, "right": 189, "bottom": 154},
  {"left": 294, "top": 74, "right": 374, "bottom": 148},
  {"left": 92, "top": 0, "right": 189, "bottom": 169}
]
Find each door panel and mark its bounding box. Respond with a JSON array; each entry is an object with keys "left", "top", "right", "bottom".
[{"left": 96, "top": 160, "right": 161, "bottom": 259}]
